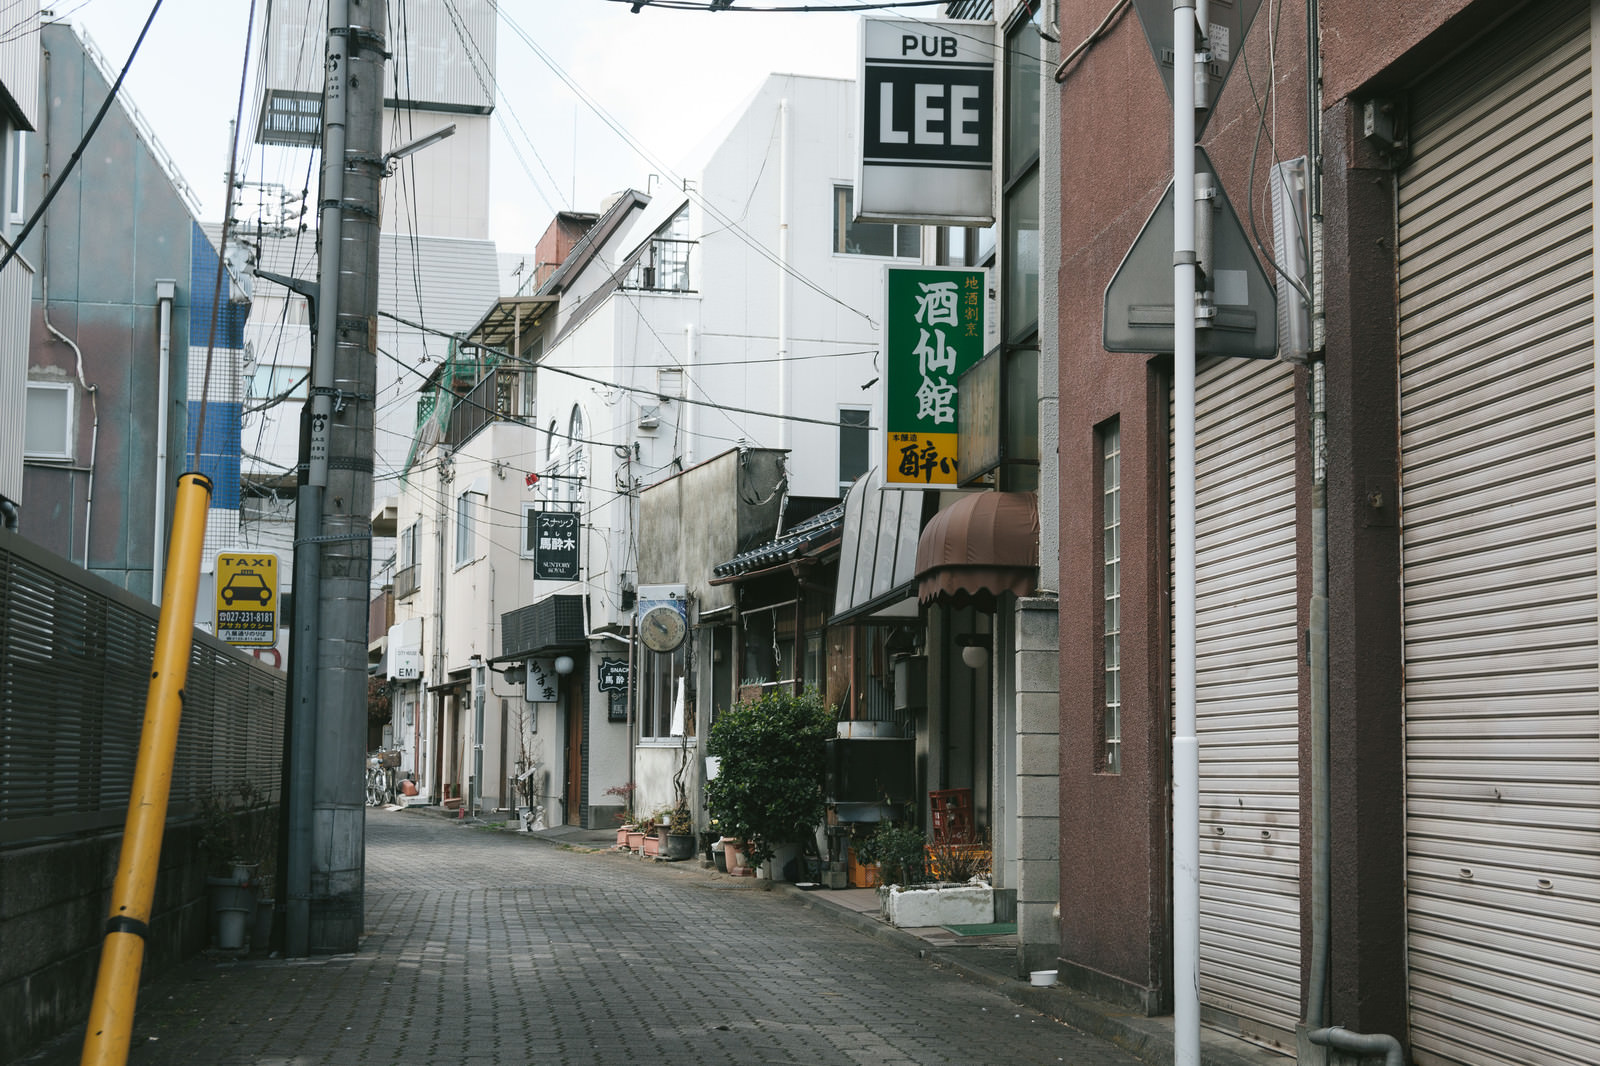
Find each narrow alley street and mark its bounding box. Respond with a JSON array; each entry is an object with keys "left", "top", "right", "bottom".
[{"left": 16, "top": 810, "right": 1145, "bottom": 1066}]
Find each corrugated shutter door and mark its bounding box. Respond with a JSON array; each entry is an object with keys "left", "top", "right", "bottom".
[
  {"left": 1177, "top": 355, "right": 1302, "bottom": 1050},
  {"left": 1397, "top": 4, "right": 1600, "bottom": 1065}
]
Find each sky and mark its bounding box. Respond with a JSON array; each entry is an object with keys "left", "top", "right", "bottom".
[{"left": 63, "top": 0, "right": 875, "bottom": 254}]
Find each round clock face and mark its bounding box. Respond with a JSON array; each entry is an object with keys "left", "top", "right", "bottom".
[{"left": 640, "top": 604, "right": 687, "bottom": 652}]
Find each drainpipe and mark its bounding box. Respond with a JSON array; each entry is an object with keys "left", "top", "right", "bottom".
[
  {"left": 684, "top": 322, "right": 697, "bottom": 467},
  {"left": 1308, "top": 362, "right": 1330, "bottom": 1027},
  {"left": 776, "top": 96, "right": 791, "bottom": 451},
  {"left": 39, "top": 44, "right": 98, "bottom": 570},
  {"left": 1305, "top": 0, "right": 1332, "bottom": 1034},
  {"left": 152, "top": 279, "right": 176, "bottom": 602},
  {"left": 1309, "top": 1027, "right": 1403, "bottom": 1066},
  {"left": 43, "top": 296, "right": 97, "bottom": 570},
  {"left": 0, "top": 497, "right": 18, "bottom": 530}
]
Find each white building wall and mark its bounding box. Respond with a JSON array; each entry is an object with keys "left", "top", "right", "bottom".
[{"left": 690, "top": 74, "right": 891, "bottom": 501}]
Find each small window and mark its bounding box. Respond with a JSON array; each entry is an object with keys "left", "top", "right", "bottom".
[
  {"left": 7, "top": 128, "right": 25, "bottom": 226},
  {"left": 399, "top": 522, "right": 417, "bottom": 569},
  {"left": 454, "top": 492, "right": 475, "bottom": 567},
  {"left": 565, "top": 405, "right": 587, "bottom": 511},
  {"left": 639, "top": 645, "right": 686, "bottom": 741},
  {"left": 838, "top": 407, "right": 870, "bottom": 493},
  {"left": 25, "top": 382, "right": 73, "bottom": 459},
  {"left": 1100, "top": 420, "right": 1122, "bottom": 774},
  {"left": 833, "top": 185, "right": 920, "bottom": 258}
]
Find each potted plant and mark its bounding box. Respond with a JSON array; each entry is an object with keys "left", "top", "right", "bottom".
[
  {"left": 662, "top": 802, "right": 696, "bottom": 861},
  {"left": 606, "top": 781, "right": 638, "bottom": 847},
  {"left": 195, "top": 780, "right": 277, "bottom": 950},
  {"left": 704, "top": 687, "right": 833, "bottom": 884},
  {"left": 660, "top": 737, "right": 698, "bottom": 862}
]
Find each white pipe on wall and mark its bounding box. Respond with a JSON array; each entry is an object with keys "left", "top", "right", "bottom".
[
  {"left": 1172, "top": 3, "right": 1201, "bottom": 1065},
  {"left": 153, "top": 279, "right": 175, "bottom": 603},
  {"left": 776, "top": 97, "right": 791, "bottom": 451}
]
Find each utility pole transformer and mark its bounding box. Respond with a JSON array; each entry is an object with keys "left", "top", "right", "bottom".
[{"left": 285, "top": 0, "right": 385, "bottom": 956}]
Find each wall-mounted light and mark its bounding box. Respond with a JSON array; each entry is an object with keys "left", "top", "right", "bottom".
[
  {"left": 957, "top": 634, "right": 990, "bottom": 670},
  {"left": 554, "top": 655, "right": 576, "bottom": 676}
]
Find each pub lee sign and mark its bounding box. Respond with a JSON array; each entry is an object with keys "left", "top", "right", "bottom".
[
  {"left": 526, "top": 510, "right": 580, "bottom": 581},
  {"left": 885, "top": 267, "right": 986, "bottom": 486},
  {"left": 857, "top": 17, "right": 997, "bottom": 225}
]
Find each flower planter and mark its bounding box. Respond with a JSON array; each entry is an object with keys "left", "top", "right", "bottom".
[
  {"left": 626, "top": 831, "right": 646, "bottom": 852},
  {"left": 642, "top": 834, "right": 661, "bottom": 857},
  {"left": 881, "top": 882, "right": 994, "bottom": 928},
  {"left": 663, "top": 832, "right": 696, "bottom": 862},
  {"left": 617, "top": 825, "right": 635, "bottom": 847}
]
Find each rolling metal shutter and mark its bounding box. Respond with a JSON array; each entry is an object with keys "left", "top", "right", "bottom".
[
  {"left": 1397, "top": 4, "right": 1600, "bottom": 1064},
  {"left": 1177, "top": 355, "right": 1302, "bottom": 1050}
]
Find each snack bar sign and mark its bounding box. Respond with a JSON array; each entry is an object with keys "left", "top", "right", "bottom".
[{"left": 885, "top": 267, "right": 985, "bottom": 485}]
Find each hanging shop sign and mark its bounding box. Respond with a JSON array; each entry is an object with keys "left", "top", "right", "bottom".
[
  {"left": 527, "top": 510, "right": 581, "bottom": 580},
  {"left": 885, "top": 266, "right": 987, "bottom": 485},
  {"left": 856, "top": 17, "right": 996, "bottom": 225},
  {"left": 597, "top": 658, "right": 631, "bottom": 694}
]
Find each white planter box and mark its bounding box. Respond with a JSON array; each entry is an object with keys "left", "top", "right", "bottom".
[{"left": 882, "top": 882, "right": 993, "bottom": 928}]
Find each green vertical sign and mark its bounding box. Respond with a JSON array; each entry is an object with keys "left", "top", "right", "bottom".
[{"left": 885, "top": 266, "right": 986, "bottom": 485}]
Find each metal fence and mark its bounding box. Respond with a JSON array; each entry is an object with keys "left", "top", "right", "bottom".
[{"left": 0, "top": 532, "right": 285, "bottom": 846}]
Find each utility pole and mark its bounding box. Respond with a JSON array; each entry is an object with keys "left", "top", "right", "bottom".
[{"left": 283, "top": 0, "right": 386, "bottom": 956}]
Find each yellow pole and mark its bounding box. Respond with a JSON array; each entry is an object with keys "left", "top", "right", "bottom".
[{"left": 80, "top": 472, "right": 212, "bottom": 1066}]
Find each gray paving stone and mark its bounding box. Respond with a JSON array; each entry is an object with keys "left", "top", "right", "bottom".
[{"left": 12, "top": 809, "right": 1149, "bottom": 1066}]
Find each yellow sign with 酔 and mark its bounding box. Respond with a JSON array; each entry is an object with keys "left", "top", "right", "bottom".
[{"left": 216, "top": 552, "right": 278, "bottom": 647}]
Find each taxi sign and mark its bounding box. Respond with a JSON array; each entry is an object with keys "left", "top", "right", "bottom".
[{"left": 216, "top": 552, "right": 278, "bottom": 647}]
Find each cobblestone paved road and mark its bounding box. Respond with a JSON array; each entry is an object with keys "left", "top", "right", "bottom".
[{"left": 20, "top": 810, "right": 1145, "bottom": 1066}]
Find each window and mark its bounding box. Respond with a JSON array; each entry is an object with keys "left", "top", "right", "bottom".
[
  {"left": 24, "top": 382, "right": 73, "bottom": 459},
  {"left": 639, "top": 646, "right": 686, "bottom": 741},
  {"left": 1002, "top": 2, "right": 1042, "bottom": 343},
  {"left": 838, "top": 407, "right": 870, "bottom": 493},
  {"left": 625, "top": 205, "right": 694, "bottom": 291},
  {"left": 399, "top": 522, "right": 417, "bottom": 569},
  {"left": 565, "top": 405, "right": 586, "bottom": 512},
  {"left": 454, "top": 491, "right": 475, "bottom": 567},
  {"left": 543, "top": 419, "right": 562, "bottom": 506},
  {"left": 248, "top": 365, "right": 309, "bottom": 403},
  {"left": 1100, "top": 421, "right": 1122, "bottom": 774},
  {"left": 6, "top": 127, "right": 24, "bottom": 228},
  {"left": 833, "top": 185, "right": 920, "bottom": 258}
]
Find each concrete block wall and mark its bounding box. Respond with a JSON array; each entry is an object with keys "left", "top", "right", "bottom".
[
  {"left": 1014, "top": 595, "right": 1061, "bottom": 976},
  {"left": 0, "top": 821, "right": 213, "bottom": 1062}
]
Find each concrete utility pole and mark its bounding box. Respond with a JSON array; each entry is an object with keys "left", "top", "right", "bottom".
[{"left": 284, "top": 0, "right": 386, "bottom": 956}]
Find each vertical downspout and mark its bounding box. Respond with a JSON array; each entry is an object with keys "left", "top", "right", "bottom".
[
  {"left": 39, "top": 46, "right": 99, "bottom": 571},
  {"left": 684, "top": 322, "right": 697, "bottom": 467},
  {"left": 776, "top": 97, "right": 791, "bottom": 451},
  {"left": 153, "top": 280, "right": 175, "bottom": 601},
  {"left": 1305, "top": 0, "right": 1331, "bottom": 1033},
  {"left": 1172, "top": 3, "right": 1202, "bottom": 1063}
]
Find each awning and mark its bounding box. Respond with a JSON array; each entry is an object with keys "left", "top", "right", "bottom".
[
  {"left": 830, "top": 468, "right": 932, "bottom": 624},
  {"left": 914, "top": 491, "right": 1039, "bottom": 607}
]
